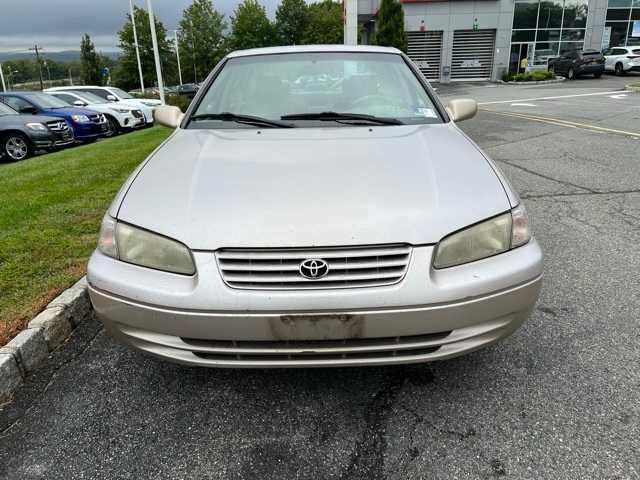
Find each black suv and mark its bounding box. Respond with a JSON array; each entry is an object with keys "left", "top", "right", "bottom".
[
  {"left": 0, "top": 101, "right": 74, "bottom": 161},
  {"left": 549, "top": 50, "right": 605, "bottom": 79}
]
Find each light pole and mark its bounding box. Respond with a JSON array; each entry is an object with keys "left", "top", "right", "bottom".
[
  {"left": 174, "top": 29, "right": 183, "bottom": 86},
  {"left": 129, "top": 0, "right": 145, "bottom": 93},
  {"left": 0, "top": 63, "right": 6, "bottom": 92},
  {"left": 8, "top": 70, "right": 19, "bottom": 90},
  {"left": 146, "top": 0, "right": 165, "bottom": 104}
]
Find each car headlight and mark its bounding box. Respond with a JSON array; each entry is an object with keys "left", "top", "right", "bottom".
[
  {"left": 98, "top": 216, "right": 196, "bottom": 275},
  {"left": 110, "top": 108, "right": 130, "bottom": 114},
  {"left": 433, "top": 204, "right": 531, "bottom": 269},
  {"left": 141, "top": 101, "right": 157, "bottom": 107},
  {"left": 25, "top": 122, "right": 47, "bottom": 131},
  {"left": 71, "top": 114, "right": 91, "bottom": 123}
]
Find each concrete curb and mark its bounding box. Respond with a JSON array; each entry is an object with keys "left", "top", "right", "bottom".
[
  {"left": 500, "top": 77, "right": 565, "bottom": 85},
  {"left": 625, "top": 83, "right": 640, "bottom": 93},
  {"left": 0, "top": 277, "right": 90, "bottom": 404}
]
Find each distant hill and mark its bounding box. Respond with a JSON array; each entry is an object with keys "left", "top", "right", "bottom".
[{"left": 0, "top": 50, "right": 120, "bottom": 62}]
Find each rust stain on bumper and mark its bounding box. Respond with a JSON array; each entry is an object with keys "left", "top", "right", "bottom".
[{"left": 270, "top": 314, "right": 365, "bottom": 340}]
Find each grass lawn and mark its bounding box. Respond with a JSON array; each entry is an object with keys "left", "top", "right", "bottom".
[{"left": 0, "top": 126, "right": 171, "bottom": 345}]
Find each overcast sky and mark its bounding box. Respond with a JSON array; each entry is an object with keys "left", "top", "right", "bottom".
[{"left": 0, "top": 0, "right": 280, "bottom": 53}]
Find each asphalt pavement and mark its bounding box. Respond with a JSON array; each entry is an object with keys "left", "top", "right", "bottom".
[{"left": 1, "top": 74, "right": 639, "bottom": 480}]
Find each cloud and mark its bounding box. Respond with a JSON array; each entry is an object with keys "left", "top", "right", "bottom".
[{"left": 0, "top": 0, "right": 281, "bottom": 52}]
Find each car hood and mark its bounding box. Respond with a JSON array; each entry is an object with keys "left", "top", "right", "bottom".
[
  {"left": 117, "top": 124, "right": 511, "bottom": 249},
  {"left": 42, "top": 107, "right": 97, "bottom": 117},
  {"left": 0, "top": 113, "right": 63, "bottom": 125}
]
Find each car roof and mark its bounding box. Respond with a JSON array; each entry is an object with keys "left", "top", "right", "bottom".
[
  {"left": 226, "top": 44, "right": 401, "bottom": 59},
  {"left": 47, "top": 86, "right": 109, "bottom": 91}
]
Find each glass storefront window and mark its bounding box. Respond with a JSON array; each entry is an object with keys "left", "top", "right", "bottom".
[
  {"left": 533, "top": 42, "right": 561, "bottom": 64},
  {"left": 563, "top": 0, "right": 588, "bottom": 28},
  {"left": 607, "top": 9, "right": 631, "bottom": 20},
  {"left": 512, "top": 30, "right": 537, "bottom": 41},
  {"left": 606, "top": 21, "right": 630, "bottom": 45},
  {"left": 536, "top": 29, "right": 562, "bottom": 41},
  {"left": 561, "top": 29, "right": 586, "bottom": 40},
  {"left": 632, "top": 8, "right": 640, "bottom": 19},
  {"left": 514, "top": 1, "right": 540, "bottom": 29},
  {"left": 559, "top": 41, "right": 584, "bottom": 54},
  {"left": 608, "top": 0, "right": 631, "bottom": 7},
  {"left": 538, "top": 0, "right": 564, "bottom": 28}
]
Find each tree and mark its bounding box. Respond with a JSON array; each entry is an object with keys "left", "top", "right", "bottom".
[
  {"left": 114, "top": 6, "right": 177, "bottom": 90},
  {"left": 373, "top": 0, "right": 407, "bottom": 52},
  {"left": 179, "top": 0, "right": 227, "bottom": 84},
  {"left": 228, "top": 0, "right": 277, "bottom": 51},
  {"left": 301, "top": 0, "right": 343, "bottom": 45},
  {"left": 275, "top": 0, "right": 309, "bottom": 46},
  {"left": 80, "top": 34, "right": 102, "bottom": 85}
]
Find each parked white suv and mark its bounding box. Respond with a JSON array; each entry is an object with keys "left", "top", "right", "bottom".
[
  {"left": 603, "top": 47, "right": 640, "bottom": 75},
  {"left": 46, "top": 86, "right": 158, "bottom": 125},
  {"left": 44, "top": 89, "right": 145, "bottom": 135}
]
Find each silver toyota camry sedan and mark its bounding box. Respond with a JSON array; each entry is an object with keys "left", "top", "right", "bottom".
[{"left": 88, "top": 45, "right": 543, "bottom": 368}]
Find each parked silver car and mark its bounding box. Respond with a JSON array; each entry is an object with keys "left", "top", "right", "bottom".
[{"left": 88, "top": 45, "right": 543, "bottom": 368}]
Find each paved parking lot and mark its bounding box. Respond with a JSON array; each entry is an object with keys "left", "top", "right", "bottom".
[{"left": 1, "top": 75, "right": 639, "bottom": 479}]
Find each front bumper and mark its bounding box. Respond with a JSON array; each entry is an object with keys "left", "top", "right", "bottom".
[{"left": 88, "top": 240, "right": 543, "bottom": 368}]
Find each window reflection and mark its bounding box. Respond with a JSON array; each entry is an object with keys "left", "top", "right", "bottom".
[
  {"left": 538, "top": 0, "right": 563, "bottom": 28},
  {"left": 563, "top": 0, "right": 588, "bottom": 27}
]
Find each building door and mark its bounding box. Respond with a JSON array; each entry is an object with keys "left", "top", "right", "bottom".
[
  {"left": 450, "top": 29, "right": 496, "bottom": 80},
  {"left": 509, "top": 43, "right": 534, "bottom": 74},
  {"left": 407, "top": 31, "right": 444, "bottom": 82}
]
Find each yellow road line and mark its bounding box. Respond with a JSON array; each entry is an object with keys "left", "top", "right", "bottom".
[{"left": 480, "top": 109, "right": 640, "bottom": 138}]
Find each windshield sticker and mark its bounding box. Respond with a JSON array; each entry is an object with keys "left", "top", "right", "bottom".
[{"left": 415, "top": 107, "right": 437, "bottom": 118}]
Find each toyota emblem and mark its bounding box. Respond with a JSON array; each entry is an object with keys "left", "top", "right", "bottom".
[{"left": 299, "top": 258, "right": 329, "bottom": 279}]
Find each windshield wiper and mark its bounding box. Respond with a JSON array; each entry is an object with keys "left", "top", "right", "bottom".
[
  {"left": 190, "top": 112, "right": 294, "bottom": 128},
  {"left": 280, "top": 111, "right": 403, "bottom": 125}
]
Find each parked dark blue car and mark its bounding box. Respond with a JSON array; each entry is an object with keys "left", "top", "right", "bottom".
[{"left": 0, "top": 92, "right": 109, "bottom": 142}]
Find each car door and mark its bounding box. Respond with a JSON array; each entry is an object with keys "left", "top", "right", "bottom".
[
  {"left": 603, "top": 49, "right": 613, "bottom": 71},
  {"left": 555, "top": 53, "right": 570, "bottom": 74}
]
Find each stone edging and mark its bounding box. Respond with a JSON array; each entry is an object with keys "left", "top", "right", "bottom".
[
  {"left": 500, "top": 76, "right": 565, "bottom": 85},
  {"left": 0, "top": 277, "right": 90, "bottom": 403},
  {"left": 625, "top": 83, "right": 640, "bottom": 93}
]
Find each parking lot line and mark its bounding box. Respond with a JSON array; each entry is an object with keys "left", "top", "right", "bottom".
[
  {"left": 481, "top": 109, "right": 640, "bottom": 138},
  {"left": 478, "top": 90, "right": 628, "bottom": 105}
]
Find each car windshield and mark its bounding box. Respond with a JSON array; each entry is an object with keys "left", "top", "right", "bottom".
[
  {"left": 192, "top": 52, "right": 442, "bottom": 127},
  {"left": 0, "top": 102, "right": 17, "bottom": 116},
  {"left": 109, "top": 87, "right": 133, "bottom": 99},
  {"left": 25, "top": 93, "right": 70, "bottom": 109},
  {"left": 73, "top": 91, "right": 108, "bottom": 104}
]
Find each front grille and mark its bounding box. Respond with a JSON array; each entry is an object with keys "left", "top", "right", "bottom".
[
  {"left": 184, "top": 330, "right": 448, "bottom": 362},
  {"left": 46, "top": 120, "right": 69, "bottom": 132},
  {"left": 88, "top": 113, "right": 103, "bottom": 123},
  {"left": 216, "top": 244, "right": 412, "bottom": 290}
]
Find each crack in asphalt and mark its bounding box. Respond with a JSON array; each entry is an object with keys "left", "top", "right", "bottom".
[
  {"left": 337, "top": 372, "right": 405, "bottom": 480},
  {"left": 521, "top": 189, "right": 640, "bottom": 199},
  {"left": 493, "top": 158, "right": 595, "bottom": 194},
  {"left": 0, "top": 321, "right": 104, "bottom": 439}
]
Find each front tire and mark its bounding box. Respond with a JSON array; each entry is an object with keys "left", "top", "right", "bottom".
[
  {"left": 104, "top": 116, "right": 119, "bottom": 137},
  {"left": 594, "top": 71, "right": 602, "bottom": 78},
  {"left": 567, "top": 67, "right": 575, "bottom": 80},
  {"left": 3, "top": 134, "right": 32, "bottom": 161},
  {"left": 615, "top": 62, "right": 624, "bottom": 76}
]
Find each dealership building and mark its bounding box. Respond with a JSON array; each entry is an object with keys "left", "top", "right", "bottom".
[{"left": 357, "top": 0, "right": 640, "bottom": 82}]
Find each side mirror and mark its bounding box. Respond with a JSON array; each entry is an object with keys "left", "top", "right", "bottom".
[
  {"left": 73, "top": 100, "right": 87, "bottom": 107},
  {"left": 154, "top": 105, "right": 184, "bottom": 128},
  {"left": 106, "top": 95, "right": 117, "bottom": 102},
  {"left": 446, "top": 98, "right": 477, "bottom": 123}
]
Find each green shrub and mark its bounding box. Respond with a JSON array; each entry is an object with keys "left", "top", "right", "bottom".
[{"left": 503, "top": 70, "right": 554, "bottom": 82}]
